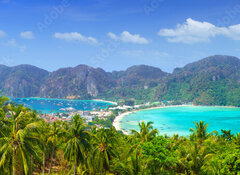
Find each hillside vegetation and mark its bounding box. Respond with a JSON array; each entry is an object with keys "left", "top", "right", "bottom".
[
  {"left": 1, "top": 55, "right": 240, "bottom": 106},
  {"left": 156, "top": 55, "right": 240, "bottom": 106}
]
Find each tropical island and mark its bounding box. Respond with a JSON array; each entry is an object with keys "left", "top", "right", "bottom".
[
  {"left": 1, "top": 55, "right": 240, "bottom": 174},
  {"left": 0, "top": 95, "right": 240, "bottom": 174},
  {"left": 2, "top": 0, "right": 240, "bottom": 173}
]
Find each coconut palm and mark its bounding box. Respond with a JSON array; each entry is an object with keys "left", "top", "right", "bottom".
[
  {"left": 114, "top": 149, "right": 147, "bottom": 175},
  {"left": 91, "top": 127, "right": 119, "bottom": 174},
  {"left": 64, "top": 114, "right": 90, "bottom": 175},
  {"left": 203, "top": 160, "right": 222, "bottom": 175},
  {"left": 38, "top": 120, "right": 51, "bottom": 175},
  {"left": 0, "top": 104, "right": 40, "bottom": 175},
  {"left": 190, "top": 121, "right": 217, "bottom": 144},
  {"left": 232, "top": 133, "right": 240, "bottom": 148},
  {"left": 131, "top": 121, "right": 158, "bottom": 143},
  {"left": 190, "top": 143, "right": 213, "bottom": 174},
  {"left": 0, "top": 96, "right": 9, "bottom": 107},
  {"left": 177, "top": 142, "right": 213, "bottom": 174},
  {"left": 48, "top": 120, "right": 65, "bottom": 174}
]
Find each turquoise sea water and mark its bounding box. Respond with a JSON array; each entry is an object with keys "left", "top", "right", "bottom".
[
  {"left": 11, "top": 98, "right": 113, "bottom": 113},
  {"left": 120, "top": 106, "right": 240, "bottom": 136}
]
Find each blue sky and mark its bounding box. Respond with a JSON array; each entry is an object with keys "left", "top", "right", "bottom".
[{"left": 0, "top": 0, "right": 240, "bottom": 72}]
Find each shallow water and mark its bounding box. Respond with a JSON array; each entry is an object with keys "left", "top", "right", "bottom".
[
  {"left": 11, "top": 97, "right": 112, "bottom": 113},
  {"left": 120, "top": 106, "right": 240, "bottom": 136}
]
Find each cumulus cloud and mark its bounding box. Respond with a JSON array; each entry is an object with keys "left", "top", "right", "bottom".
[
  {"left": 228, "top": 24, "right": 240, "bottom": 40},
  {"left": 0, "top": 30, "right": 6, "bottom": 38},
  {"left": 108, "top": 31, "right": 149, "bottom": 44},
  {"left": 20, "top": 31, "right": 35, "bottom": 39},
  {"left": 3, "top": 39, "right": 26, "bottom": 52},
  {"left": 158, "top": 18, "right": 240, "bottom": 43},
  {"left": 53, "top": 32, "right": 98, "bottom": 44}
]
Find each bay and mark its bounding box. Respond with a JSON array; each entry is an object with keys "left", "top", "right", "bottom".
[
  {"left": 11, "top": 97, "right": 113, "bottom": 113},
  {"left": 120, "top": 106, "right": 240, "bottom": 136}
]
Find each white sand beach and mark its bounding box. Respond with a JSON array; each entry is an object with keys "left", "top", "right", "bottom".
[
  {"left": 112, "top": 105, "right": 193, "bottom": 135},
  {"left": 113, "top": 111, "right": 134, "bottom": 135},
  {"left": 93, "top": 99, "right": 118, "bottom": 105}
]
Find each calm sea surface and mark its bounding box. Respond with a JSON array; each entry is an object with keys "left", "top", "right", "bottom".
[
  {"left": 11, "top": 98, "right": 113, "bottom": 113},
  {"left": 120, "top": 106, "right": 240, "bottom": 136}
]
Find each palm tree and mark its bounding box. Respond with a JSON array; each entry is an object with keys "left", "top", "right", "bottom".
[
  {"left": 203, "top": 160, "right": 222, "bottom": 175},
  {"left": 190, "top": 143, "right": 213, "bottom": 174},
  {"left": 177, "top": 142, "right": 213, "bottom": 174},
  {"left": 0, "top": 104, "right": 40, "bottom": 175},
  {"left": 64, "top": 114, "right": 90, "bottom": 175},
  {"left": 131, "top": 121, "right": 158, "bottom": 143},
  {"left": 39, "top": 120, "right": 51, "bottom": 175},
  {"left": 91, "top": 127, "right": 119, "bottom": 174},
  {"left": 114, "top": 148, "right": 147, "bottom": 175},
  {"left": 114, "top": 151, "right": 141, "bottom": 175},
  {"left": 0, "top": 96, "right": 9, "bottom": 107},
  {"left": 48, "top": 121, "right": 64, "bottom": 174},
  {"left": 89, "top": 125, "right": 97, "bottom": 135},
  {"left": 190, "top": 121, "right": 217, "bottom": 144}
]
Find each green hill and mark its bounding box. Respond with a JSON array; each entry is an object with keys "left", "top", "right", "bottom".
[
  {"left": 1, "top": 55, "right": 240, "bottom": 106},
  {"left": 156, "top": 55, "right": 240, "bottom": 106}
]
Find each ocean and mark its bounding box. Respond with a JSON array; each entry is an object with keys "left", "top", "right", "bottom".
[
  {"left": 11, "top": 97, "right": 113, "bottom": 113},
  {"left": 119, "top": 106, "right": 240, "bottom": 136}
]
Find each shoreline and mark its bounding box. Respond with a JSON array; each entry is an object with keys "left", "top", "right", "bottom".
[
  {"left": 113, "top": 105, "right": 192, "bottom": 135},
  {"left": 112, "top": 104, "right": 240, "bottom": 134},
  {"left": 92, "top": 99, "right": 117, "bottom": 105},
  {"left": 113, "top": 111, "right": 133, "bottom": 135},
  {"left": 11, "top": 97, "right": 117, "bottom": 105}
]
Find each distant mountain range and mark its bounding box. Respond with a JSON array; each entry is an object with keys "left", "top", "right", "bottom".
[{"left": 1, "top": 55, "right": 240, "bottom": 106}]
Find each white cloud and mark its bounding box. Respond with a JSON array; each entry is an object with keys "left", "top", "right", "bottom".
[
  {"left": 108, "top": 32, "right": 118, "bottom": 40},
  {"left": 20, "top": 31, "right": 35, "bottom": 39},
  {"left": 228, "top": 24, "right": 240, "bottom": 40},
  {"left": 158, "top": 18, "right": 240, "bottom": 43},
  {"left": 0, "top": 30, "right": 6, "bottom": 38},
  {"left": 53, "top": 32, "right": 98, "bottom": 44},
  {"left": 108, "top": 31, "right": 149, "bottom": 44},
  {"left": 3, "top": 39, "right": 26, "bottom": 52}
]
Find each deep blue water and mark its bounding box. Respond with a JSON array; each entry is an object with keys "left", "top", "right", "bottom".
[
  {"left": 11, "top": 98, "right": 113, "bottom": 113},
  {"left": 120, "top": 106, "right": 240, "bottom": 136}
]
